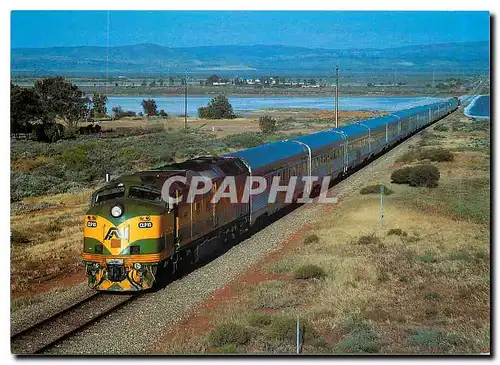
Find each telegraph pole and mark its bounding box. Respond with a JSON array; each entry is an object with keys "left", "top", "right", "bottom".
[
  {"left": 184, "top": 69, "right": 188, "bottom": 129},
  {"left": 335, "top": 65, "right": 339, "bottom": 128}
]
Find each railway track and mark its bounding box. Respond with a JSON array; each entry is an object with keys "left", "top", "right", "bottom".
[{"left": 11, "top": 292, "right": 138, "bottom": 354}]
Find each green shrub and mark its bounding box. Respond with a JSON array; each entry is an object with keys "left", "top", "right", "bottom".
[
  {"left": 247, "top": 313, "right": 272, "bottom": 327},
  {"left": 396, "top": 150, "right": 420, "bottom": 164},
  {"left": 207, "top": 323, "right": 251, "bottom": 347},
  {"left": 303, "top": 234, "right": 319, "bottom": 245},
  {"left": 391, "top": 167, "right": 413, "bottom": 184},
  {"left": 266, "top": 316, "right": 302, "bottom": 342},
  {"left": 335, "top": 316, "right": 382, "bottom": 353},
  {"left": 294, "top": 264, "right": 326, "bottom": 279},
  {"left": 258, "top": 115, "right": 278, "bottom": 134},
  {"left": 221, "top": 132, "right": 266, "bottom": 149},
  {"left": 420, "top": 148, "right": 454, "bottom": 162},
  {"left": 210, "top": 344, "right": 239, "bottom": 353},
  {"left": 360, "top": 184, "right": 394, "bottom": 195},
  {"left": 11, "top": 230, "right": 31, "bottom": 245},
  {"left": 387, "top": 228, "right": 408, "bottom": 237},
  {"left": 433, "top": 124, "right": 449, "bottom": 132},
  {"left": 424, "top": 291, "right": 442, "bottom": 301},
  {"left": 408, "top": 165, "right": 440, "bottom": 188},
  {"left": 417, "top": 253, "right": 438, "bottom": 263},
  {"left": 447, "top": 251, "right": 472, "bottom": 261},
  {"left": 357, "top": 234, "right": 381, "bottom": 246},
  {"left": 408, "top": 329, "right": 474, "bottom": 352}
]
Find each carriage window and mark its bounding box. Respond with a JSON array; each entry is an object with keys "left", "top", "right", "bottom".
[
  {"left": 94, "top": 186, "right": 125, "bottom": 205},
  {"left": 129, "top": 186, "right": 162, "bottom": 202}
]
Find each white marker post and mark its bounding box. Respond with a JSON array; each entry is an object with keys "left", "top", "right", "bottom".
[{"left": 380, "top": 185, "right": 384, "bottom": 226}]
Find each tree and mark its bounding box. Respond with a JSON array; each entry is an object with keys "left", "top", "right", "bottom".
[
  {"left": 198, "top": 94, "right": 236, "bottom": 119},
  {"left": 10, "top": 83, "right": 44, "bottom": 138},
  {"left": 34, "top": 77, "right": 89, "bottom": 130},
  {"left": 158, "top": 79, "right": 164, "bottom": 87},
  {"left": 169, "top": 77, "right": 175, "bottom": 86},
  {"left": 112, "top": 106, "right": 124, "bottom": 119},
  {"left": 141, "top": 99, "right": 158, "bottom": 117},
  {"left": 92, "top": 92, "right": 108, "bottom": 118},
  {"left": 206, "top": 74, "right": 221, "bottom": 85},
  {"left": 258, "top": 115, "right": 278, "bottom": 134}
]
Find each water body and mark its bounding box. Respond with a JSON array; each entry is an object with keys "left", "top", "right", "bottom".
[
  {"left": 464, "top": 95, "right": 490, "bottom": 120},
  {"left": 106, "top": 96, "right": 443, "bottom": 116}
]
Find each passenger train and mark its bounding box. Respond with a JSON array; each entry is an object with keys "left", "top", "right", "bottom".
[{"left": 82, "top": 97, "right": 459, "bottom": 291}]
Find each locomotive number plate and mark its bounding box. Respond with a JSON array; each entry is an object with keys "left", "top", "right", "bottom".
[{"left": 138, "top": 222, "right": 153, "bottom": 229}]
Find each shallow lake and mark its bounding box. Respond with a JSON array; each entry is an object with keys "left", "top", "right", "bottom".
[{"left": 106, "top": 95, "right": 443, "bottom": 116}]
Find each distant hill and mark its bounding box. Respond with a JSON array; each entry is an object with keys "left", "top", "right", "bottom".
[{"left": 11, "top": 41, "right": 489, "bottom": 77}]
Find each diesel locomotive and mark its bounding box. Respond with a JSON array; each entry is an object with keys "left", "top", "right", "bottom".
[{"left": 82, "top": 97, "right": 459, "bottom": 291}]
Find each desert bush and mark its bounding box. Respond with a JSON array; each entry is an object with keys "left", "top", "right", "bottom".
[
  {"left": 396, "top": 150, "right": 420, "bottom": 164},
  {"left": 360, "top": 184, "right": 394, "bottom": 195},
  {"left": 357, "top": 234, "right": 381, "bottom": 246},
  {"left": 207, "top": 323, "right": 250, "bottom": 347},
  {"left": 420, "top": 148, "right": 454, "bottom": 162},
  {"left": 247, "top": 313, "right": 272, "bottom": 327},
  {"left": 408, "top": 165, "right": 440, "bottom": 188},
  {"left": 11, "top": 229, "right": 31, "bottom": 245},
  {"left": 391, "top": 167, "right": 413, "bottom": 184},
  {"left": 221, "top": 132, "right": 267, "bottom": 149},
  {"left": 294, "top": 264, "right": 326, "bottom": 279},
  {"left": 408, "top": 329, "right": 475, "bottom": 352},
  {"left": 335, "top": 316, "right": 382, "bottom": 353},
  {"left": 259, "top": 115, "right": 278, "bottom": 134},
  {"left": 210, "top": 344, "right": 239, "bottom": 353},
  {"left": 303, "top": 234, "right": 320, "bottom": 245},
  {"left": 266, "top": 316, "right": 303, "bottom": 342},
  {"left": 387, "top": 228, "right": 408, "bottom": 237},
  {"left": 252, "top": 280, "right": 297, "bottom": 309},
  {"left": 433, "top": 124, "right": 449, "bottom": 132}
]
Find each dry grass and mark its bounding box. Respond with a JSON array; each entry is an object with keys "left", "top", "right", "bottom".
[{"left": 10, "top": 189, "right": 92, "bottom": 295}]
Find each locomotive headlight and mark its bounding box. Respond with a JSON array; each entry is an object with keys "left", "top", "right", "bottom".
[
  {"left": 111, "top": 205, "right": 123, "bottom": 218},
  {"left": 134, "top": 263, "right": 142, "bottom": 270}
]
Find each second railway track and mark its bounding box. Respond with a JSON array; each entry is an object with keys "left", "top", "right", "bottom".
[{"left": 11, "top": 292, "right": 138, "bottom": 354}]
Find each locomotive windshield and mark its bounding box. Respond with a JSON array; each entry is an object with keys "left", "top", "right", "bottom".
[
  {"left": 128, "top": 186, "right": 162, "bottom": 202},
  {"left": 92, "top": 186, "right": 125, "bottom": 205}
]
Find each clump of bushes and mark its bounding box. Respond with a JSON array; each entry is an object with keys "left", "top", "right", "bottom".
[
  {"left": 303, "top": 234, "right": 319, "bottom": 245},
  {"left": 360, "top": 184, "right": 394, "bottom": 195},
  {"left": 259, "top": 115, "right": 278, "bottom": 134},
  {"left": 433, "top": 124, "right": 449, "bottom": 132},
  {"left": 294, "top": 264, "right": 326, "bottom": 279},
  {"left": 408, "top": 165, "right": 440, "bottom": 188},
  {"left": 11, "top": 230, "right": 31, "bottom": 245},
  {"left": 420, "top": 148, "right": 454, "bottom": 162},
  {"left": 387, "top": 228, "right": 408, "bottom": 237},
  {"left": 207, "top": 323, "right": 251, "bottom": 347},
  {"left": 266, "top": 316, "right": 303, "bottom": 342},
  {"left": 357, "top": 234, "right": 381, "bottom": 246},
  {"left": 335, "top": 316, "right": 382, "bottom": 353},
  {"left": 247, "top": 313, "right": 272, "bottom": 327},
  {"left": 391, "top": 165, "right": 440, "bottom": 188},
  {"left": 391, "top": 167, "right": 413, "bottom": 184}
]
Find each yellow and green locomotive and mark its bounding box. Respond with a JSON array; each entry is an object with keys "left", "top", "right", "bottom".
[{"left": 82, "top": 157, "right": 250, "bottom": 291}]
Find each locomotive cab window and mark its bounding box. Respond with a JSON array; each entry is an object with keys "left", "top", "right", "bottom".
[
  {"left": 129, "top": 186, "right": 162, "bottom": 202},
  {"left": 93, "top": 186, "right": 125, "bottom": 205}
]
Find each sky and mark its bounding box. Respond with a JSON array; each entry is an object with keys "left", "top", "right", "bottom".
[{"left": 11, "top": 11, "right": 490, "bottom": 49}]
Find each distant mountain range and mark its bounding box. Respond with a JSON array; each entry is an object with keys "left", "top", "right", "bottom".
[{"left": 11, "top": 41, "right": 489, "bottom": 77}]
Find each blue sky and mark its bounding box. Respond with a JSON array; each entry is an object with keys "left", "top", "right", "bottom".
[{"left": 11, "top": 11, "right": 490, "bottom": 49}]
